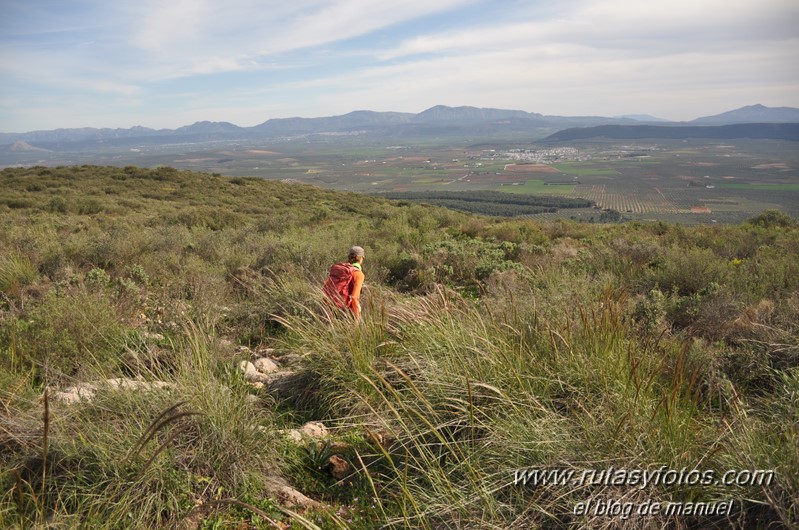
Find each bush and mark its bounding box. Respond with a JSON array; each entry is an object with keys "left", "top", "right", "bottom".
[
  {"left": 747, "top": 209, "right": 796, "bottom": 229},
  {"left": 422, "top": 237, "right": 524, "bottom": 286},
  {"left": 22, "top": 289, "right": 130, "bottom": 381}
]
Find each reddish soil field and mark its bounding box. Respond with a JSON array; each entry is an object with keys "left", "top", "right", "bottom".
[{"left": 504, "top": 164, "right": 561, "bottom": 174}]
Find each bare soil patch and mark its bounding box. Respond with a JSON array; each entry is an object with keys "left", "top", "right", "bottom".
[{"left": 504, "top": 164, "right": 561, "bottom": 174}]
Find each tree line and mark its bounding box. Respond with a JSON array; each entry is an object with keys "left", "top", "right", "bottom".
[{"left": 379, "top": 190, "right": 593, "bottom": 217}]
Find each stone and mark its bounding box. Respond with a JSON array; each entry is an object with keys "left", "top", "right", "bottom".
[
  {"left": 328, "top": 455, "right": 351, "bottom": 480},
  {"left": 53, "top": 382, "right": 98, "bottom": 404},
  {"left": 52, "top": 378, "right": 171, "bottom": 404},
  {"left": 280, "top": 429, "right": 304, "bottom": 443},
  {"left": 264, "top": 477, "right": 320, "bottom": 510},
  {"left": 253, "top": 357, "right": 279, "bottom": 374},
  {"left": 301, "top": 421, "right": 328, "bottom": 439},
  {"left": 275, "top": 353, "right": 302, "bottom": 367},
  {"left": 239, "top": 360, "right": 269, "bottom": 383}
]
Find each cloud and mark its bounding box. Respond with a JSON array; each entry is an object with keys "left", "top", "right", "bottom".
[
  {"left": 380, "top": 0, "right": 799, "bottom": 60},
  {"left": 115, "top": 0, "right": 479, "bottom": 79},
  {"left": 2, "top": 0, "right": 798, "bottom": 130}
]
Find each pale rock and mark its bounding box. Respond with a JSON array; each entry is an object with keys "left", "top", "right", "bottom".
[
  {"left": 301, "top": 421, "right": 328, "bottom": 439},
  {"left": 239, "top": 360, "right": 269, "bottom": 383},
  {"left": 265, "top": 477, "right": 320, "bottom": 510},
  {"left": 52, "top": 378, "right": 171, "bottom": 404},
  {"left": 280, "top": 429, "right": 304, "bottom": 443},
  {"left": 53, "top": 383, "right": 98, "bottom": 404},
  {"left": 253, "top": 357, "right": 279, "bottom": 374}
]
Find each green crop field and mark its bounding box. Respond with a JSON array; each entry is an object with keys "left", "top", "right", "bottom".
[{"left": 499, "top": 179, "right": 575, "bottom": 195}]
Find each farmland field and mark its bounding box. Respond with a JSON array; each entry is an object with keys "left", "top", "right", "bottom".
[
  {"left": 2, "top": 135, "right": 797, "bottom": 223},
  {"left": 500, "top": 179, "right": 575, "bottom": 195}
]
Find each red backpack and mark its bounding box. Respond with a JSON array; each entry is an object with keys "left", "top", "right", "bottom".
[{"left": 323, "top": 262, "right": 357, "bottom": 310}]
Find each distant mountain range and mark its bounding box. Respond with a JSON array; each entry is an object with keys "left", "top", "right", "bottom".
[
  {"left": 2, "top": 104, "right": 798, "bottom": 149},
  {"left": 691, "top": 104, "right": 799, "bottom": 125},
  {"left": 541, "top": 123, "right": 799, "bottom": 142}
]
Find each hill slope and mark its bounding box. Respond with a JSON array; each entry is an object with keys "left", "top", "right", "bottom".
[
  {"left": 540, "top": 122, "right": 799, "bottom": 142},
  {"left": 1, "top": 165, "right": 797, "bottom": 529},
  {"left": 693, "top": 104, "right": 799, "bottom": 124}
]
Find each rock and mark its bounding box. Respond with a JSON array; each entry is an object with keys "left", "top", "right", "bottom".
[
  {"left": 274, "top": 353, "right": 303, "bottom": 368},
  {"left": 279, "top": 429, "right": 304, "bottom": 443},
  {"left": 253, "top": 357, "right": 279, "bottom": 374},
  {"left": 52, "top": 378, "right": 171, "bottom": 404},
  {"left": 277, "top": 421, "right": 329, "bottom": 444},
  {"left": 328, "top": 455, "right": 351, "bottom": 480},
  {"left": 239, "top": 360, "right": 269, "bottom": 383},
  {"left": 301, "top": 421, "right": 328, "bottom": 439},
  {"left": 104, "top": 378, "right": 171, "bottom": 391},
  {"left": 264, "top": 477, "right": 320, "bottom": 510},
  {"left": 53, "top": 382, "right": 98, "bottom": 404}
]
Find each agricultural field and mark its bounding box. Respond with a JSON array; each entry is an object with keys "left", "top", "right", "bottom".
[{"left": 2, "top": 135, "right": 797, "bottom": 223}]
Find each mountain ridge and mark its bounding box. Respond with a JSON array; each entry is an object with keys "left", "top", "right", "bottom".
[
  {"left": 3, "top": 104, "right": 797, "bottom": 147},
  {"left": 540, "top": 122, "right": 799, "bottom": 142}
]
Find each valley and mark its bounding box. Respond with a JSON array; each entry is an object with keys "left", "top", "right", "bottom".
[{"left": 4, "top": 135, "right": 796, "bottom": 224}]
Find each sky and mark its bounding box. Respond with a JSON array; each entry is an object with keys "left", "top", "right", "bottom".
[{"left": 1, "top": 0, "right": 798, "bottom": 133}]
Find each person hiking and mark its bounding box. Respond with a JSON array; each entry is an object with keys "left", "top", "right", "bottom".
[{"left": 323, "top": 246, "right": 365, "bottom": 321}]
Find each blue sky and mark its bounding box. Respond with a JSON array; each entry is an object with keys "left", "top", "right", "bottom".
[{"left": 1, "top": 0, "right": 797, "bottom": 132}]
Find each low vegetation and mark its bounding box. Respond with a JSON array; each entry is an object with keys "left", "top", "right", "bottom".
[{"left": 1, "top": 165, "right": 797, "bottom": 529}]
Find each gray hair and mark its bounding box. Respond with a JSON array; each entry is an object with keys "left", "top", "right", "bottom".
[{"left": 348, "top": 246, "right": 365, "bottom": 259}]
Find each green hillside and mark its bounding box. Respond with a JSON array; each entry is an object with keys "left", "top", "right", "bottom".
[{"left": 1, "top": 166, "right": 797, "bottom": 529}]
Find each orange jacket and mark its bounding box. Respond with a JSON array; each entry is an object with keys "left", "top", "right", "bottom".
[{"left": 348, "top": 262, "right": 365, "bottom": 320}]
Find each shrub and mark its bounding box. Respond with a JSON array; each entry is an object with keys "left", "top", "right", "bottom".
[
  {"left": 86, "top": 268, "right": 111, "bottom": 289},
  {"left": 47, "top": 196, "right": 68, "bottom": 213},
  {"left": 422, "top": 237, "right": 524, "bottom": 286},
  {"left": 23, "top": 289, "right": 129, "bottom": 381},
  {"left": 747, "top": 209, "right": 796, "bottom": 229},
  {"left": 646, "top": 245, "right": 729, "bottom": 296}
]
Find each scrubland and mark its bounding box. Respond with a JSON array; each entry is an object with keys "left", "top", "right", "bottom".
[{"left": 1, "top": 165, "right": 797, "bottom": 529}]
